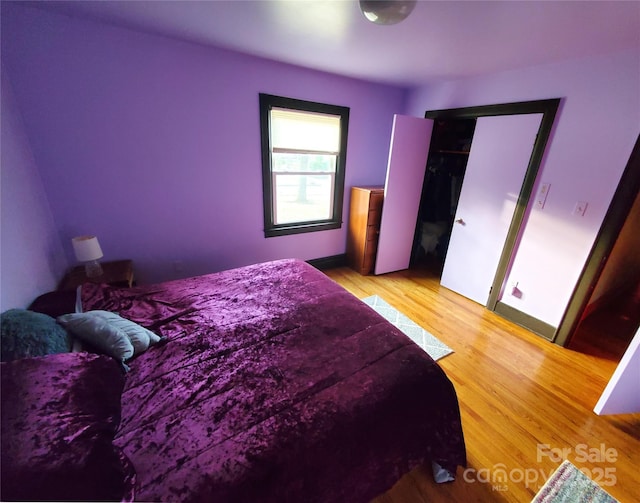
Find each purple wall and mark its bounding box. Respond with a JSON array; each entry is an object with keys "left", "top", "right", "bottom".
[
  {"left": 1, "top": 70, "right": 68, "bottom": 310},
  {"left": 406, "top": 49, "right": 640, "bottom": 327},
  {"left": 1, "top": 4, "right": 406, "bottom": 284},
  {"left": 4, "top": 2, "right": 637, "bottom": 329}
]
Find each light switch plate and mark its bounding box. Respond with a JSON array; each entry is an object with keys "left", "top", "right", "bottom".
[
  {"left": 535, "top": 183, "right": 551, "bottom": 210},
  {"left": 573, "top": 201, "right": 588, "bottom": 216}
]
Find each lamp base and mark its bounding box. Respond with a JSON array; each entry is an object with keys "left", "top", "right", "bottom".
[{"left": 84, "top": 260, "right": 103, "bottom": 278}]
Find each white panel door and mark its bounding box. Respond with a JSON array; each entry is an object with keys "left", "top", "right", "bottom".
[
  {"left": 440, "top": 114, "right": 542, "bottom": 304},
  {"left": 594, "top": 328, "right": 640, "bottom": 415},
  {"left": 375, "top": 115, "right": 433, "bottom": 275}
]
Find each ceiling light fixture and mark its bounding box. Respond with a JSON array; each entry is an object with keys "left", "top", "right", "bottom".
[{"left": 359, "top": 0, "right": 417, "bottom": 25}]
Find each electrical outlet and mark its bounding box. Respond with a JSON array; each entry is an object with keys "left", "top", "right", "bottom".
[
  {"left": 573, "top": 201, "right": 588, "bottom": 216},
  {"left": 535, "top": 183, "right": 551, "bottom": 210},
  {"left": 511, "top": 281, "right": 523, "bottom": 299}
]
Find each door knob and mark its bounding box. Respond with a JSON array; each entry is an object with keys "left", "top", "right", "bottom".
[{"left": 455, "top": 218, "right": 466, "bottom": 225}]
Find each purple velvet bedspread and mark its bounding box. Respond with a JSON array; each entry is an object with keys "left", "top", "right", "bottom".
[{"left": 82, "top": 259, "right": 466, "bottom": 502}]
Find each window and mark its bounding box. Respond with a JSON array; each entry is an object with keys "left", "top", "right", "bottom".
[{"left": 259, "top": 93, "right": 349, "bottom": 237}]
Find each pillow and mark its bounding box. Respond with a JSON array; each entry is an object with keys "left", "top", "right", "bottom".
[
  {"left": 57, "top": 310, "right": 161, "bottom": 362},
  {"left": 0, "top": 352, "right": 135, "bottom": 502},
  {"left": 28, "top": 286, "right": 82, "bottom": 318},
  {"left": 1, "top": 309, "right": 71, "bottom": 362}
]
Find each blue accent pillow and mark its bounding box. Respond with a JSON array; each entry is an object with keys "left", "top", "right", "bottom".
[
  {"left": 57, "top": 310, "right": 162, "bottom": 362},
  {"left": 0, "top": 309, "right": 71, "bottom": 362}
]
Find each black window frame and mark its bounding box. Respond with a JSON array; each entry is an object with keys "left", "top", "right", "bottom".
[{"left": 259, "top": 93, "right": 350, "bottom": 238}]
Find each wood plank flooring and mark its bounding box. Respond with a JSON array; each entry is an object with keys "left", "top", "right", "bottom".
[{"left": 324, "top": 265, "right": 640, "bottom": 503}]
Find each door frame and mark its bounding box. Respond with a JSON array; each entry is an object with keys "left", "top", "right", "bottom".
[
  {"left": 554, "top": 134, "right": 640, "bottom": 346},
  {"left": 424, "top": 99, "right": 560, "bottom": 323}
]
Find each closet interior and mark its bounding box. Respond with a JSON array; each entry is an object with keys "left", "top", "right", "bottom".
[{"left": 411, "top": 118, "right": 477, "bottom": 272}]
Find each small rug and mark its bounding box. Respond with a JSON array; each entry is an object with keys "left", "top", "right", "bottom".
[
  {"left": 361, "top": 295, "right": 453, "bottom": 361},
  {"left": 531, "top": 460, "right": 618, "bottom": 503}
]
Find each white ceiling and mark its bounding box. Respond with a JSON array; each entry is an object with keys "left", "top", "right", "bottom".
[{"left": 28, "top": 0, "right": 640, "bottom": 87}]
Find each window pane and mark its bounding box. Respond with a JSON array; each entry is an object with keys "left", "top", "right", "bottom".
[
  {"left": 272, "top": 153, "right": 336, "bottom": 173},
  {"left": 274, "top": 174, "right": 334, "bottom": 224},
  {"left": 271, "top": 108, "right": 341, "bottom": 152},
  {"left": 260, "top": 93, "right": 349, "bottom": 237}
]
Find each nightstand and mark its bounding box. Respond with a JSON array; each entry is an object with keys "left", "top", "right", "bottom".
[{"left": 59, "top": 259, "right": 135, "bottom": 291}]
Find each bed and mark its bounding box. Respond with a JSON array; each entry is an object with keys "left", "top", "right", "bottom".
[{"left": 1, "top": 258, "right": 466, "bottom": 502}]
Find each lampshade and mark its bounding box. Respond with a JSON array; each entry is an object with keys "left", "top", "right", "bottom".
[
  {"left": 359, "top": 0, "right": 417, "bottom": 25},
  {"left": 72, "top": 235, "right": 103, "bottom": 262}
]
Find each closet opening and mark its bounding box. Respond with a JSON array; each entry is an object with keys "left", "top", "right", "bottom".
[{"left": 411, "top": 118, "right": 476, "bottom": 275}]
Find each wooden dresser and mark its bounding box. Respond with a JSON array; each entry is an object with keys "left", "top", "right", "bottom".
[{"left": 346, "top": 186, "right": 384, "bottom": 275}]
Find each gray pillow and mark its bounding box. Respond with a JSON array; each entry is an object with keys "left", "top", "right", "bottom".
[
  {"left": 1, "top": 309, "right": 71, "bottom": 362},
  {"left": 57, "top": 311, "right": 161, "bottom": 362}
]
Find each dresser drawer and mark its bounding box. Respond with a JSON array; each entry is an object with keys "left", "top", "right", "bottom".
[
  {"left": 366, "top": 223, "right": 380, "bottom": 242},
  {"left": 368, "top": 207, "right": 382, "bottom": 226},
  {"left": 369, "top": 190, "right": 384, "bottom": 209},
  {"left": 367, "top": 191, "right": 383, "bottom": 231}
]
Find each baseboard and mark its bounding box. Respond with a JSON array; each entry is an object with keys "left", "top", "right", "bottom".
[
  {"left": 494, "top": 301, "right": 557, "bottom": 341},
  {"left": 307, "top": 254, "right": 347, "bottom": 270}
]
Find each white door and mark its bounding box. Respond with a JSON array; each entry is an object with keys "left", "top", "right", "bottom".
[
  {"left": 375, "top": 115, "right": 433, "bottom": 275},
  {"left": 440, "top": 114, "right": 543, "bottom": 304},
  {"left": 594, "top": 328, "right": 640, "bottom": 415}
]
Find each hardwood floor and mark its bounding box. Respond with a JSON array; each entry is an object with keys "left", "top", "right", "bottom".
[{"left": 324, "top": 265, "right": 640, "bottom": 503}]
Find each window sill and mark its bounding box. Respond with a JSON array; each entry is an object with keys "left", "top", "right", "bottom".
[{"left": 265, "top": 221, "right": 342, "bottom": 238}]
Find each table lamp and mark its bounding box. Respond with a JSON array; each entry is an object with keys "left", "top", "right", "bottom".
[{"left": 72, "top": 235, "right": 104, "bottom": 278}]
